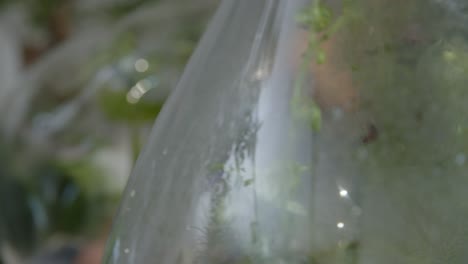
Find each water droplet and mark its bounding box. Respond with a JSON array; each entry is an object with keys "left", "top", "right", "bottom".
[
  {"left": 130, "top": 190, "right": 136, "bottom": 197},
  {"left": 163, "top": 148, "right": 168, "bottom": 156},
  {"left": 337, "top": 222, "right": 345, "bottom": 229},
  {"left": 124, "top": 248, "right": 130, "bottom": 254},
  {"left": 254, "top": 68, "right": 268, "bottom": 80}
]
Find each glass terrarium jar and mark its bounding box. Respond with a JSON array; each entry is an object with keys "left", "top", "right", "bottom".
[{"left": 104, "top": 0, "right": 468, "bottom": 263}]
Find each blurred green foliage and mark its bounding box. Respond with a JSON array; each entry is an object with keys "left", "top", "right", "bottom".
[
  {"left": 0, "top": 175, "right": 36, "bottom": 253},
  {"left": 0, "top": 0, "right": 159, "bottom": 26},
  {"left": 108, "top": 0, "right": 156, "bottom": 18},
  {"left": 28, "top": 0, "right": 64, "bottom": 26},
  {"left": 29, "top": 164, "right": 88, "bottom": 235},
  {"left": 0, "top": 0, "right": 212, "bottom": 260},
  {"left": 98, "top": 88, "right": 163, "bottom": 123}
]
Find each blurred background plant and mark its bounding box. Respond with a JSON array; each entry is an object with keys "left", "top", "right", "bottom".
[{"left": 0, "top": 0, "right": 218, "bottom": 263}]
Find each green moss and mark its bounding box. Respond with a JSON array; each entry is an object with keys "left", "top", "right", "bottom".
[
  {"left": 293, "top": 0, "right": 358, "bottom": 131},
  {"left": 292, "top": 95, "right": 322, "bottom": 132},
  {"left": 291, "top": 0, "right": 468, "bottom": 262},
  {"left": 296, "top": 2, "right": 333, "bottom": 32}
]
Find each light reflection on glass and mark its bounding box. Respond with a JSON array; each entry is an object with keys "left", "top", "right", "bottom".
[
  {"left": 126, "top": 78, "right": 154, "bottom": 104},
  {"left": 339, "top": 189, "right": 348, "bottom": 198},
  {"left": 254, "top": 68, "right": 268, "bottom": 80},
  {"left": 134, "top": 58, "right": 149, "bottom": 73}
]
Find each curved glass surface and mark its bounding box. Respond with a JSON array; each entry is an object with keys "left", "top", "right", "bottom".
[{"left": 105, "top": 0, "right": 468, "bottom": 263}]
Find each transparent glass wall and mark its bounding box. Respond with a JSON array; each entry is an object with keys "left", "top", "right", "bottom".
[{"left": 105, "top": 0, "right": 468, "bottom": 263}]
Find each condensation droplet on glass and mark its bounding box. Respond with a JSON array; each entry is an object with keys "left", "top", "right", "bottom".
[
  {"left": 124, "top": 248, "right": 130, "bottom": 254},
  {"left": 455, "top": 153, "right": 466, "bottom": 166},
  {"left": 339, "top": 188, "right": 348, "bottom": 197},
  {"left": 130, "top": 190, "right": 136, "bottom": 197},
  {"left": 163, "top": 148, "right": 168, "bottom": 156},
  {"left": 254, "top": 68, "right": 268, "bottom": 80},
  {"left": 337, "top": 222, "right": 345, "bottom": 229}
]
